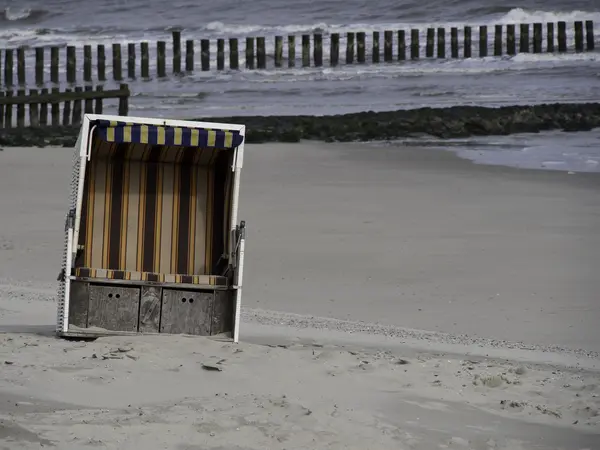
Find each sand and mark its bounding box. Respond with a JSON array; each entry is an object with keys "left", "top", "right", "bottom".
[{"left": 0, "top": 142, "right": 599, "bottom": 449}]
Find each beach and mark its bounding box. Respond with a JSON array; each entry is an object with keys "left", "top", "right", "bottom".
[{"left": 0, "top": 142, "right": 599, "bottom": 449}]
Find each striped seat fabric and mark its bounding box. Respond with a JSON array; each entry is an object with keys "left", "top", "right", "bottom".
[
  {"left": 74, "top": 130, "right": 234, "bottom": 283},
  {"left": 72, "top": 267, "right": 227, "bottom": 286}
]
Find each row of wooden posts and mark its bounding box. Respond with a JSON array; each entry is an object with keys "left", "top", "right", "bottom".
[
  {"left": 0, "top": 84, "right": 129, "bottom": 128},
  {"left": 0, "top": 20, "right": 595, "bottom": 86}
]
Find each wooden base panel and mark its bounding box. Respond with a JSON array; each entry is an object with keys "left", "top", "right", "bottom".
[{"left": 65, "top": 280, "right": 234, "bottom": 338}]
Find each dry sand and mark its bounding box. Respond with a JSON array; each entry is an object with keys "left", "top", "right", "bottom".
[{"left": 0, "top": 142, "right": 599, "bottom": 449}]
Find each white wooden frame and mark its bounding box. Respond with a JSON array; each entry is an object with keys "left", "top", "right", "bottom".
[{"left": 59, "top": 114, "right": 246, "bottom": 341}]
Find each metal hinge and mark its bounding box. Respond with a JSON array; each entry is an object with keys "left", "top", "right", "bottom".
[
  {"left": 231, "top": 221, "right": 246, "bottom": 268},
  {"left": 65, "top": 208, "right": 75, "bottom": 231}
]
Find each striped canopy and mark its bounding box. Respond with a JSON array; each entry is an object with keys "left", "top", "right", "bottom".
[{"left": 93, "top": 120, "right": 244, "bottom": 149}]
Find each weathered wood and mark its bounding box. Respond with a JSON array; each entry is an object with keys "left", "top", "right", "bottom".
[
  {"left": 288, "top": 35, "right": 296, "bottom": 67},
  {"left": 211, "top": 290, "right": 233, "bottom": 335},
  {"left": 574, "top": 21, "right": 584, "bottom": 52},
  {"left": 84, "top": 85, "right": 94, "bottom": 113},
  {"left": 507, "top": 24, "right": 516, "bottom": 55},
  {"left": 17, "top": 48, "right": 26, "bottom": 86},
  {"left": 398, "top": 30, "right": 406, "bottom": 60},
  {"left": 546, "top": 23, "right": 554, "bottom": 53},
  {"left": 520, "top": 24, "right": 529, "bottom": 53},
  {"left": 314, "top": 33, "right": 323, "bottom": 66},
  {"left": 50, "top": 47, "right": 59, "bottom": 84},
  {"left": 83, "top": 45, "right": 92, "bottom": 82},
  {"left": 451, "top": 27, "right": 458, "bottom": 58},
  {"left": 275, "top": 36, "right": 284, "bottom": 67},
  {"left": 558, "top": 21, "right": 567, "bottom": 52},
  {"left": 88, "top": 285, "right": 140, "bottom": 332},
  {"left": 39, "top": 88, "right": 48, "bottom": 126},
  {"left": 141, "top": 42, "right": 150, "bottom": 77},
  {"left": 16, "top": 89, "right": 25, "bottom": 127},
  {"left": 67, "top": 281, "right": 89, "bottom": 328},
  {"left": 586, "top": 20, "right": 595, "bottom": 51},
  {"left": 67, "top": 46, "right": 76, "bottom": 83},
  {"left": 245, "top": 37, "right": 255, "bottom": 69},
  {"left": 118, "top": 83, "right": 129, "bottom": 116},
  {"left": 128, "top": 43, "right": 136, "bottom": 78},
  {"left": 494, "top": 25, "right": 502, "bottom": 56},
  {"left": 426, "top": 28, "right": 434, "bottom": 57},
  {"left": 35, "top": 48, "right": 45, "bottom": 85},
  {"left": 384, "top": 30, "right": 393, "bottom": 62},
  {"left": 437, "top": 28, "right": 445, "bottom": 59},
  {"left": 185, "top": 40, "right": 194, "bottom": 72},
  {"left": 29, "top": 89, "right": 39, "bottom": 127},
  {"left": 533, "top": 23, "right": 542, "bottom": 53},
  {"left": 172, "top": 30, "right": 181, "bottom": 73},
  {"left": 95, "top": 85, "right": 104, "bottom": 114},
  {"left": 157, "top": 40, "right": 166, "bottom": 77},
  {"left": 217, "top": 38, "right": 225, "bottom": 70},
  {"left": 4, "top": 49, "right": 13, "bottom": 86},
  {"left": 51, "top": 87, "right": 60, "bottom": 126},
  {"left": 479, "top": 26, "right": 487, "bottom": 57},
  {"left": 370, "top": 31, "right": 379, "bottom": 63},
  {"left": 229, "top": 38, "right": 239, "bottom": 70},
  {"left": 464, "top": 26, "right": 472, "bottom": 58},
  {"left": 0, "top": 92, "right": 3, "bottom": 128},
  {"left": 302, "top": 34, "right": 310, "bottom": 67},
  {"left": 97, "top": 44, "right": 106, "bottom": 81},
  {"left": 0, "top": 83, "right": 128, "bottom": 127},
  {"left": 330, "top": 33, "right": 339, "bottom": 66},
  {"left": 160, "top": 289, "right": 212, "bottom": 335},
  {"left": 411, "top": 29, "right": 419, "bottom": 59},
  {"left": 112, "top": 43, "right": 122, "bottom": 81},
  {"left": 4, "top": 91, "right": 12, "bottom": 128},
  {"left": 62, "top": 88, "right": 71, "bottom": 126},
  {"left": 256, "top": 37, "right": 266, "bottom": 69},
  {"left": 346, "top": 32, "right": 355, "bottom": 64},
  {"left": 72, "top": 86, "right": 83, "bottom": 125},
  {"left": 357, "top": 32, "right": 366, "bottom": 63},
  {"left": 139, "top": 286, "right": 161, "bottom": 333},
  {"left": 0, "top": 85, "right": 130, "bottom": 106}
]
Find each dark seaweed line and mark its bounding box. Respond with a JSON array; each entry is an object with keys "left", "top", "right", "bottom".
[{"left": 1, "top": 102, "right": 599, "bottom": 147}]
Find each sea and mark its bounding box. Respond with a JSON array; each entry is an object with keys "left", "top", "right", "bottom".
[{"left": 1, "top": 0, "right": 600, "bottom": 172}]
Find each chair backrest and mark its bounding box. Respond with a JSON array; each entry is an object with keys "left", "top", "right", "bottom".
[{"left": 76, "top": 138, "right": 232, "bottom": 276}]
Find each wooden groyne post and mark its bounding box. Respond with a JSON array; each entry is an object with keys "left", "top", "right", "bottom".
[{"left": 330, "top": 33, "right": 340, "bottom": 66}]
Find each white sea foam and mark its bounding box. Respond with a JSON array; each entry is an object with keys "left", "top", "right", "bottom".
[
  {"left": 188, "top": 10, "right": 600, "bottom": 36},
  {"left": 434, "top": 129, "right": 600, "bottom": 172},
  {"left": 3, "top": 7, "right": 32, "bottom": 21},
  {"left": 1, "top": 8, "right": 598, "bottom": 46},
  {"left": 497, "top": 8, "right": 600, "bottom": 25}
]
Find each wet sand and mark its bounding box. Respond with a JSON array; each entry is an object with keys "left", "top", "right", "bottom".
[{"left": 0, "top": 142, "right": 598, "bottom": 449}]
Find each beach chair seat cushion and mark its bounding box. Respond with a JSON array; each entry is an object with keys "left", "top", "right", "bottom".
[{"left": 72, "top": 267, "right": 228, "bottom": 286}]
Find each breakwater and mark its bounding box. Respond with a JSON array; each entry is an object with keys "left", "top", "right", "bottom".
[
  {"left": 0, "top": 20, "right": 596, "bottom": 87},
  {"left": 1, "top": 103, "right": 598, "bottom": 147}
]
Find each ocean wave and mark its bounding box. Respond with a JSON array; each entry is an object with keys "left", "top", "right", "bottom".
[
  {"left": 0, "top": 7, "right": 599, "bottom": 47},
  {"left": 194, "top": 9, "right": 600, "bottom": 36},
  {"left": 1, "top": 7, "right": 50, "bottom": 24},
  {"left": 497, "top": 8, "right": 600, "bottom": 24}
]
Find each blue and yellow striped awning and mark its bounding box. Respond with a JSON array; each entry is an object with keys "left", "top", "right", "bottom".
[{"left": 94, "top": 120, "right": 244, "bottom": 149}]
